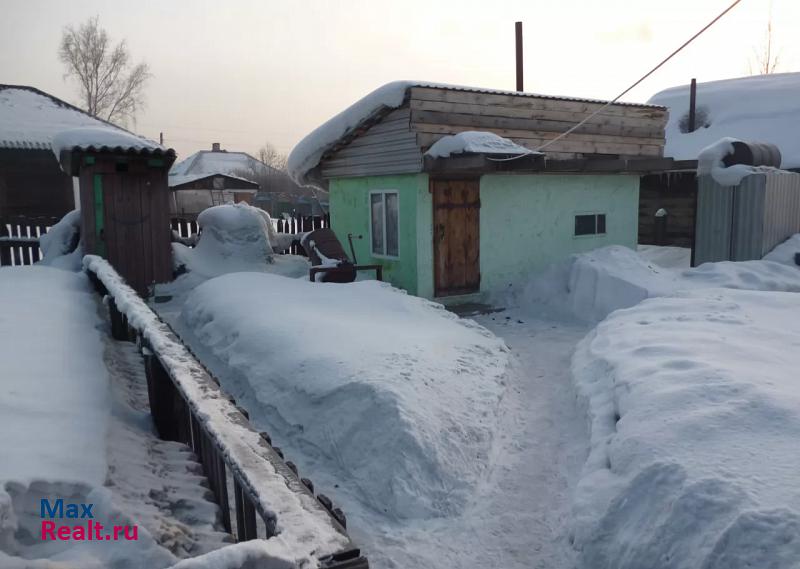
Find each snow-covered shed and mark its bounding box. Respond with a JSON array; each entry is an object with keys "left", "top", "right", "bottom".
[
  {"left": 0, "top": 84, "right": 129, "bottom": 218},
  {"left": 289, "top": 81, "right": 673, "bottom": 300},
  {"left": 54, "top": 126, "right": 176, "bottom": 296}
]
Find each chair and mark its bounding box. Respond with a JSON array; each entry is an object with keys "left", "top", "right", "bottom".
[{"left": 300, "top": 228, "right": 383, "bottom": 283}]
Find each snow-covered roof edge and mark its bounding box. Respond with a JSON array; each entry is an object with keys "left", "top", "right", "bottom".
[
  {"left": 288, "top": 80, "right": 664, "bottom": 187},
  {"left": 168, "top": 172, "right": 260, "bottom": 189}
]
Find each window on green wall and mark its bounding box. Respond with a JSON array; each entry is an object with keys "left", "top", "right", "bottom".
[
  {"left": 370, "top": 190, "right": 399, "bottom": 258},
  {"left": 574, "top": 213, "right": 607, "bottom": 236}
]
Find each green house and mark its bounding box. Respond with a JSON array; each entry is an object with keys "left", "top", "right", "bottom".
[{"left": 291, "top": 82, "right": 674, "bottom": 302}]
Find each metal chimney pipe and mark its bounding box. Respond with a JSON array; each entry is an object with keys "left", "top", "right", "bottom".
[{"left": 515, "top": 22, "right": 524, "bottom": 92}]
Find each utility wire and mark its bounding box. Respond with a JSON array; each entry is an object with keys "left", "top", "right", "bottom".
[{"left": 531, "top": 0, "right": 742, "bottom": 154}]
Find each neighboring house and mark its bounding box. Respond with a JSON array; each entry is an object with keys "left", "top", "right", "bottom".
[
  {"left": 0, "top": 84, "right": 129, "bottom": 218},
  {"left": 289, "top": 81, "right": 674, "bottom": 301},
  {"left": 640, "top": 73, "right": 800, "bottom": 248},
  {"left": 170, "top": 143, "right": 326, "bottom": 217}
]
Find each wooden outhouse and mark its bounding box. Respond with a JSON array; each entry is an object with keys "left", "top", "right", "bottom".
[
  {"left": 292, "top": 82, "right": 679, "bottom": 301},
  {"left": 55, "top": 127, "right": 176, "bottom": 296}
]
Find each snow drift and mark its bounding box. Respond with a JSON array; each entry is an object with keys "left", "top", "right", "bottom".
[
  {"left": 648, "top": 73, "right": 800, "bottom": 169},
  {"left": 179, "top": 273, "right": 508, "bottom": 520},
  {"left": 38, "top": 209, "right": 82, "bottom": 270},
  {"left": 520, "top": 245, "right": 800, "bottom": 322},
  {"left": 571, "top": 288, "right": 800, "bottom": 568},
  {"left": 172, "top": 203, "right": 308, "bottom": 279}
]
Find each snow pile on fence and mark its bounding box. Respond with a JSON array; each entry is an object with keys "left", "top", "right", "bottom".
[
  {"left": 179, "top": 272, "right": 509, "bottom": 520},
  {"left": 38, "top": 209, "right": 82, "bottom": 270},
  {"left": 172, "top": 203, "right": 308, "bottom": 278},
  {"left": 0, "top": 266, "right": 176, "bottom": 568},
  {"left": 425, "top": 131, "right": 539, "bottom": 158},
  {"left": 519, "top": 245, "right": 800, "bottom": 322},
  {"left": 0, "top": 267, "right": 109, "bottom": 486},
  {"left": 649, "top": 72, "right": 800, "bottom": 169},
  {"left": 571, "top": 288, "right": 800, "bottom": 568}
]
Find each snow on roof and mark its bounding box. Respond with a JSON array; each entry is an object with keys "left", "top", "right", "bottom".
[
  {"left": 170, "top": 150, "right": 275, "bottom": 180},
  {"left": 288, "top": 80, "right": 664, "bottom": 185},
  {"left": 0, "top": 85, "right": 125, "bottom": 150},
  {"left": 168, "top": 172, "right": 259, "bottom": 188},
  {"left": 52, "top": 126, "right": 167, "bottom": 158},
  {"left": 425, "top": 130, "right": 542, "bottom": 158},
  {"left": 648, "top": 73, "right": 800, "bottom": 169}
]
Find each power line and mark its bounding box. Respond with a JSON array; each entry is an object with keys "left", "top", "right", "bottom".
[{"left": 534, "top": 0, "right": 743, "bottom": 153}]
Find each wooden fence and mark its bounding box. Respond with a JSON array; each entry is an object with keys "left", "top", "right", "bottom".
[
  {"left": 84, "top": 257, "right": 367, "bottom": 568},
  {"left": 0, "top": 216, "right": 59, "bottom": 266},
  {"left": 2, "top": 215, "right": 332, "bottom": 267}
]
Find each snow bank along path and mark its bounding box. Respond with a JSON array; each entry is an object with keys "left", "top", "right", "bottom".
[
  {"left": 83, "top": 256, "right": 358, "bottom": 566},
  {"left": 571, "top": 288, "right": 800, "bottom": 568},
  {"left": 176, "top": 273, "right": 509, "bottom": 521},
  {"left": 520, "top": 244, "right": 800, "bottom": 323}
]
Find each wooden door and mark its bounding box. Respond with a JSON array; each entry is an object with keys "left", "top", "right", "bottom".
[
  {"left": 432, "top": 179, "right": 480, "bottom": 297},
  {"left": 102, "top": 172, "right": 170, "bottom": 296}
]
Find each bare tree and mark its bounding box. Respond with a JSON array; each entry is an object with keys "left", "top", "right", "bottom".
[
  {"left": 59, "top": 16, "right": 151, "bottom": 124},
  {"left": 257, "top": 142, "right": 288, "bottom": 172},
  {"left": 749, "top": 9, "right": 780, "bottom": 75}
]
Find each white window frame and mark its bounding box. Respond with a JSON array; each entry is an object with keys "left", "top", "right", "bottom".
[
  {"left": 573, "top": 212, "right": 607, "bottom": 238},
  {"left": 369, "top": 189, "right": 400, "bottom": 259}
]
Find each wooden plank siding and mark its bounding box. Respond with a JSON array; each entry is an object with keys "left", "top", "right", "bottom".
[
  {"left": 318, "top": 86, "right": 668, "bottom": 179},
  {"left": 320, "top": 107, "right": 421, "bottom": 179}
]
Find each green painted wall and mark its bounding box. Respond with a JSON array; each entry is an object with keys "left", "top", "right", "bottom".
[
  {"left": 331, "top": 172, "right": 639, "bottom": 301},
  {"left": 328, "top": 174, "right": 428, "bottom": 295},
  {"left": 475, "top": 173, "right": 640, "bottom": 294}
]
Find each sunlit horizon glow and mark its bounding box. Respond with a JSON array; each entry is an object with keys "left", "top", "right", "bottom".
[{"left": 2, "top": 0, "right": 796, "bottom": 160}]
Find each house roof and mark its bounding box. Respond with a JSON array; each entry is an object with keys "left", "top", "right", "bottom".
[
  {"left": 168, "top": 172, "right": 259, "bottom": 189},
  {"left": 648, "top": 72, "right": 800, "bottom": 169},
  {"left": 288, "top": 80, "right": 666, "bottom": 185},
  {"left": 0, "top": 84, "right": 130, "bottom": 150},
  {"left": 170, "top": 150, "right": 280, "bottom": 181}
]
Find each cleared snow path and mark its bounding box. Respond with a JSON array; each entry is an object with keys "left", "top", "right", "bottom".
[
  {"left": 342, "top": 311, "right": 589, "bottom": 568},
  {"left": 102, "top": 336, "right": 232, "bottom": 561}
]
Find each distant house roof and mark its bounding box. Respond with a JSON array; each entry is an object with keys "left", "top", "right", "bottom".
[
  {"left": 170, "top": 150, "right": 281, "bottom": 181},
  {"left": 649, "top": 72, "right": 800, "bottom": 169},
  {"left": 169, "top": 172, "right": 259, "bottom": 189},
  {"left": 0, "top": 84, "right": 129, "bottom": 150}
]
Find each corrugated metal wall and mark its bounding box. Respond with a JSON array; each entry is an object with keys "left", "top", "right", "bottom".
[
  {"left": 694, "top": 176, "right": 734, "bottom": 264},
  {"left": 762, "top": 172, "right": 800, "bottom": 256},
  {"left": 694, "top": 171, "right": 800, "bottom": 265},
  {"left": 730, "top": 174, "right": 766, "bottom": 261}
]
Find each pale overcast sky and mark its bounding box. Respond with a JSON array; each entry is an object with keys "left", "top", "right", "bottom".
[{"left": 1, "top": 0, "right": 795, "bottom": 159}]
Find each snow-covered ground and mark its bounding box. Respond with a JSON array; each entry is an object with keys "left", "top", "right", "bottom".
[
  {"left": 571, "top": 288, "right": 800, "bottom": 568},
  {"left": 519, "top": 244, "right": 800, "bottom": 323},
  {"left": 17, "top": 200, "right": 800, "bottom": 568},
  {"left": 636, "top": 245, "right": 691, "bottom": 269}
]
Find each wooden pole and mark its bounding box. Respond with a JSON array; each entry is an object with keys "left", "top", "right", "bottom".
[
  {"left": 688, "top": 78, "right": 697, "bottom": 132},
  {"left": 515, "top": 22, "right": 523, "bottom": 92}
]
